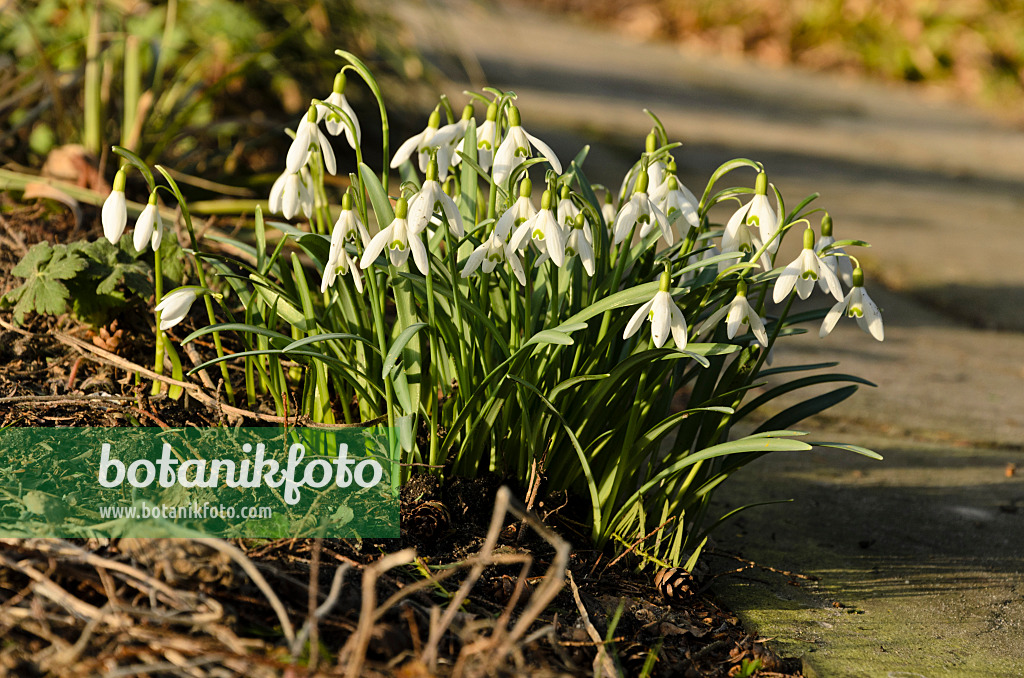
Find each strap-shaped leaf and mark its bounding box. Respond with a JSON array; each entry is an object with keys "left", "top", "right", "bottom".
[{"left": 382, "top": 322, "right": 429, "bottom": 378}]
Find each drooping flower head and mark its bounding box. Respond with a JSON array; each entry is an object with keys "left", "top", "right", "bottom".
[
  {"left": 723, "top": 171, "right": 779, "bottom": 271},
  {"left": 556, "top": 185, "right": 581, "bottom": 233},
  {"left": 565, "top": 213, "right": 596, "bottom": 276},
  {"left": 815, "top": 213, "right": 855, "bottom": 289},
  {"left": 102, "top": 169, "right": 128, "bottom": 244},
  {"left": 509, "top": 188, "right": 565, "bottom": 266},
  {"left": 407, "top": 157, "right": 464, "bottom": 237},
  {"left": 820, "top": 267, "right": 884, "bottom": 341},
  {"left": 492, "top": 105, "right": 562, "bottom": 187},
  {"left": 623, "top": 266, "right": 688, "bottom": 349},
  {"left": 133, "top": 190, "right": 163, "bottom": 253},
  {"left": 773, "top": 227, "right": 844, "bottom": 303},
  {"left": 317, "top": 71, "right": 361, "bottom": 150},
  {"left": 269, "top": 167, "right": 314, "bottom": 220},
  {"left": 330, "top": 192, "right": 370, "bottom": 248},
  {"left": 323, "top": 194, "right": 366, "bottom": 294},
  {"left": 455, "top": 101, "right": 499, "bottom": 171},
  {"left": 494, "top": 177, "right": 537, "bottom": 240},
  {"left": 360, "top": 196, "right": 429, "bottom": 275},
  {"left": 612, "top": 169, "right": 672, "bottom": 246},
  {"left": 720, "top": 174, "right": 778, "bottom": 274},
  {"left": 698, "top": 279, "right": 768, "bottom": 347},
  {"left": 155, "top": 286, "right": 203, "bottom": 331},
  {"left": 601, "top": 190, "right": 617, "bottom": 230},
  {"left": 462, "top": 230, "right": 527, "bottom": 286},
  {"left": 391, "top": 108, "right": 462, "bottom": 178},
  {"left": 287, "top": 105, "right": 337, "bottom": 175},
  {"left": 650, "top": 162, "right": 700, "bottom": 236}
]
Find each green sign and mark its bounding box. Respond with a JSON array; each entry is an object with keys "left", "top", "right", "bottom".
[{"left": 0, "top": 427, "right": 399, "bottom": 538}]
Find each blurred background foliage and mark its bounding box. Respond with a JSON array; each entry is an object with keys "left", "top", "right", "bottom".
[
  {"left": 1, "top": 0, "right": 424, "bottom": 188},
  {"left": 528, "top": 0, "right": 1024, "bottom": 119}
]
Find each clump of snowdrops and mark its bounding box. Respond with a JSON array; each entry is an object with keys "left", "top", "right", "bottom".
[{"left": 102, "top": 52, "right": 883, "bottom": 569}]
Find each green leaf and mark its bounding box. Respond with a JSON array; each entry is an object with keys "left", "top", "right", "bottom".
[
  {"left": 610, "top": 432, "right": 811, "bottom": 528},
  {"left": 524, "top": 330, "right": 574, "bottom": 347},
  {"left": 181, "top": 322, "right": 292, "bottom": 347},
  {"left": 3, "top": 242, "right": 87, "bottom": 325},
  {"left": 550, "top": 373, "right": 609, "bottom": 399},
  {"left": 382, "top": 322, "right": 429, "bottom": 378},
  {"left": 358, "top": 162, "right": 395, "bottom": 227},
  {"left": 509, "top": 375, "right": 602, "bottom": 540},
  {"left": 249, "top": 273, "right": 307, "bottom": 328},
  {"left": 811, "top": 441, "right": 883, "bottom": 460},
  {"left": 753, "top": 385, "right": 861, "bottom": 433},
  {"left": 736, "top": 374, "right": 874, "bottom": 423},
  {"left": 284, "top": 332, "right": 379, "bottom": 354}
]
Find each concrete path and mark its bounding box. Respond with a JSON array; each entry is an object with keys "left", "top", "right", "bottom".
[{"left": 397, "top": 2, "right": 1024, "bottom": 675}]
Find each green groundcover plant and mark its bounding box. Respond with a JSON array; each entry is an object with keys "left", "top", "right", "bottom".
[{"left": 93, "top": 51, "right": 884, "bottom": 570}]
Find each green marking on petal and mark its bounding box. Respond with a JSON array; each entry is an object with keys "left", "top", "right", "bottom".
[
  {"left": 390, "top": 240, "right": 406, "bottom": 251},
  {"left": 747, "top": 215, "right": 760, "bottom": 226},
  {"left": 532, "top": 229, "right": 545, "bottom": 240},
  {"left": 515, "top": 147, "right": 529, "bottom": 158}
]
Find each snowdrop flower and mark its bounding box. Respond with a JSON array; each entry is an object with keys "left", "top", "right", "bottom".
[
  {"left": 726, "top": 171, "right": 779, "bottom": 260},
  {"left": 651, "top": 173, "right": 700, "bottom": 235},
  {"left": 321, "top": 247, "right": 362, "bottom": 294},
  {"left": 601, "top": 191, "right": 617, "bottom": 229},
  {"left": 773, "top": 227, "right": 844, "bottom": 303},
  {"left": 815, "top": 214, "right": 855, "bottom": 288},
  {"left": 432, "top": 104, "right": 474, "bottom": 177},
  {"left": 455, "top": 101, "right": 499, "bottom": 171},
  {"left": 820, "top": 267, "right": 884, "bottom": 341},
  {"left": 462, "top": 230, "right": 527, "bottom": 285},
  {"left": 391, "top": 108, "right": 461, "bottom": 177},
  {"left": 565, "top": 213, "right": 595, "bottom": 276},
  {"left": 720, "top": 177, "right": 776, "bottom": 273},
  {"left": 360, "top": 197, "right": 428, "bottom": 274},
  {"left": 133, "top": 191, "right": 163, "bottom": 253},
  {"left": 269, "top": 167, "right": 313, "bottom": 219},
  {"left": 102, "top": 169, "right": 128, "bottom": 244},
  {"left": 494, "top": 177, "right": 537, "bottom": 240},
  {"left": 316, "top": 72, "right": 360, "bottom": 150},
  {"left": 556, "top": 186, "right": 581, "bottom": 232},
  {"left": 407, "top": 159, "right": 464, "bottom": 236},
  {"left": 698, "top": 280, "right": 768, "bottom": 347},
  {"left": 612, "top": 170, "right": 672, "bottom": 246},
  {"left": 623, "top": 268, "right": 687, "bottom": 349},
  {"left": 492, "top": 105, "right": 562, "bottom": 186},
  {"left": 286, "top": 105, "right": 337, "bottom": 175},
  {"left": 155, "top": 286, "right": 202, "bottom": 331},
  {"left": 330, "top": 193, "right": 370, "bottom": 247},
  {"left": 509, "top": 189, "right": 565, "bottom": 266},
  {"left": 323, "top": 195, "right": 367, "bottom": 293}
]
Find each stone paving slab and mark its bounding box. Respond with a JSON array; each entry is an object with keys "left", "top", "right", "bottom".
[
  {"left": 395, "top": 2, "right": 1024, "bottom": 674},
  {"left": 708, "top": 439, "right": 1024, "bottom": 678}
]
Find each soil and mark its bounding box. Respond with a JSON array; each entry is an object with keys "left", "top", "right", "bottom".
[{"left": 0, "top": 195, "right": 805, "bottom": 677}]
